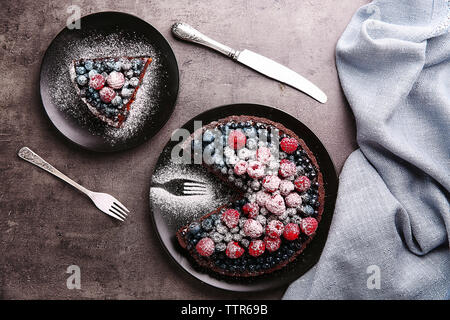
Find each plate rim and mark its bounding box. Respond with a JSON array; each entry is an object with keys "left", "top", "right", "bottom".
[
  {"left": 149, "top": 102, "right": 338, "bottom": 292},
  {"left": 39, "top": 10, "right": 180, "bottom": 153}
]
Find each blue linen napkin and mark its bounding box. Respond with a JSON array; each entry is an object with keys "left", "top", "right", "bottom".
[{"left": 283, "top": 0, "right": 450, "bottom": 299}]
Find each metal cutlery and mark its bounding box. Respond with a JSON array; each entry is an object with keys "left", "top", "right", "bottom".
[
  {"left": 152, "top": 178, "right": 208, "bottom": 196},
  {"left": 17, "top": 147, "right": 129, "bottom": 222},
  {"left": 171, "top": 22, "right": 327, "bottom": 104}
]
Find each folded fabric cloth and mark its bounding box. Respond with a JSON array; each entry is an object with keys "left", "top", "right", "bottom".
[{"left": 283, "top": 0, "right": 450, "bottom": 299}]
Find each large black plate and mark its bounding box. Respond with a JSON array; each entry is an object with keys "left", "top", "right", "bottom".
[
  {"left": 40, "top": 12, "right": 179, "bottom": 152},
  {"left": 149, "top": 103, "right": 338, "bottom": 292}
]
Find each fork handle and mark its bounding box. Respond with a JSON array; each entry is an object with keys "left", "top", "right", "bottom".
[{"left": 18, "top": 147, "right": 91, "bottom": 196}]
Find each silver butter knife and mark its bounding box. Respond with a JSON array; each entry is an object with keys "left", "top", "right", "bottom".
[{"left": 171, "top": 22, "right": 327, "bottom": 104}]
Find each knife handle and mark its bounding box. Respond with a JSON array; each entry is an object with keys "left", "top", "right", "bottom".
[{"left": 171, "top": 22, "right": 239, "bottom": 60}]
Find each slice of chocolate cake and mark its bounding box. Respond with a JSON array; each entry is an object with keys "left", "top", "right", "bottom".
[
  {"left": 177, "top": 116, "right": 324, "bottom": 277},
  {"left": 70, "top": 56, "right": 152, "bottom": 128}
]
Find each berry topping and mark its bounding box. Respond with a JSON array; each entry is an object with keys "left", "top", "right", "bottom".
[
  {"left": 226, "top": 241, "right": 244, "bottom": 259},
  {"left": 243, "top": 219, "right": 264, "bottom": 238},
  {"left": 248, "top": 240, "right": 265, "bottom": 257},
  {"left": 279, "top": 159, "right": 296, "bottom": 178},
  {"left": 228, "top": 130, "right": 246, "bottom": 150},
  {"left": 255, "top": 190, "right": 272, "bottom": 207},
  {"left": 106, "top": 71, "right": 125, "bottom": 89},
  {"left": 283, "top": 223, "right": 300, "bottom": 241},
  {"left": 221, "top": 209, "right": 240, "bottom": 229},
  {"left": 300, "top": 217, "right": 318, "bottom": 236},
  {"left": 294, "top": 176, "right": 311, "bottom": 192},
  {"left": 285, "top": 192, "right": 303, "bottom": 208},
  {"left": 234, "top": 160, "right": 248, "bottom": 175},
  {"left": 265, "top": 194, "right": 286, "bottom": 216},
  {"left": 196, "top": 237, "right": 215, "bottom": 257},
  {"left": 262, "top": 175, "right": 281, "bottom": 193},
  {"left": 256, "top": 147, "right": 272, "bottom": 164},
  {"left": 280, "top": 137, "right": 298, "bottom": 154},
  {"left": 264, "top": 236, "right": 281, "bottom": 252},
  {"left": 266, "top": 220, "right": 284, "bottom": 238},
  {"left": 89, "top": 74, "right": 105, "bottom": 90},
  {"left": 242, "top": 203, "right": 259, "bottom": 219},
  {"left": 99, "top": 87, "right": 116, "bottom": 103},
  {"left": 279, "top": 180, "right": 295, "bottom": 196},
  {"left": 247, "top": 160, "right": 265, "bottom": 179}
]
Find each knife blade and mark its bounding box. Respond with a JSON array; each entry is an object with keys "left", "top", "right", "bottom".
[{"left": 171, "top": 22, "right": 327, "bottom": 104}]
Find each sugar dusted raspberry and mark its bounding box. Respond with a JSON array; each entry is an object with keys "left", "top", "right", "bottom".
[
  {"left": 283, "top": 223, "right": 300, "bottom": 241},
  {"left": 195, "top": 237, "right": 215, "bottom": 257},
  {"left": 226, "top": 241, "right": 244, "bottom": 259},
  {"left": 247, "top": 160, "right": 265, "bottom": 179},
  {"left": 266, "top": 220, "right": 284, "bottom": 238},
  {"left": 89, "top": 74, "right": 105, "bottom": 90},
  {"left": 248, "top": 240, "right": 265, "bottom": 257},
  {"left": 265, "top": 194, "right": 286, "bottom": 216},
  {"left": 280, "top": 137, "right": 298, "bottom": 154},
  {"left": 243, "top": 219, "right": 264, "bottom": 238},
  {"left": 294, "top": 176, "right": 311, "bottom": 192},
  {"left": 262, "top": 175, "right": 281, "bottom": 192},
  {"left": 256, "top": 147, "right": 272, "bottom": 164},
  {"left": 264, "top": 236, "right": 281, "bottom": 252},
  {"left": 221, "top": 209, "right": 240, "bottom": 228},
  {"left": 279, "top": 180, "right": 295, "bottom": 196},
  {"left": 279, "top": 159, "right": 296, "bottom": 178},
  {"left": 285, "top": 192, "right": 303, "bottom": 208},
  {"left": 242, "top": 202, "right": 259, "bottom": 219},
  {"left": 300, "top": 217, "right": 318, "bottom": 236},
  {"left": 256, "top": 190, "right": 271, "bottom": 207},
  {"left": 234, "top": 160, "right": 248, "bottom": 175},
  {"left": 99, "top": 87, "right": 116, "bottom": 103},
  {"left": 106, "top": 71, "right": 125, "bottom": 89},
  {"left": 228, "top": 130, "right": 246, "bottom": 150}
]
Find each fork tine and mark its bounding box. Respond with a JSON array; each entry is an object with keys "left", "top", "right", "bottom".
[
  {"left": 107, "top": 209, "right": 125, "bottom": 222},
  {"left": 113, "top": 200, "right": 130, "bottom": 213},
  {"left": 110, "top": 207, "right": 127, "bottom": 220},
  {"left": 184, "top": 186, "right": 208, "bottom": 191},
  {"left": 183, "top": 190, "right": 208, "bottom": 195},
  {"left": 112, "top": 202, "right": 128, "bottom": 216},
  {"left": 184, "top": 182, "right": 207, "bottom": 187}
]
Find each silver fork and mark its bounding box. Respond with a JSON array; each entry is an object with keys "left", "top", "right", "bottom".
[
  {"left": 18, "top": 147, "right": 129, "bottom": 222},
  {"left": 152, "top": 178, "right": 208, "bottom": 196}
]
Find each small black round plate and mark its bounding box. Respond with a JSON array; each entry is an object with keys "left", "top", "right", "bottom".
[
  {"left": 40, "top": 12, "right": 179, "bottom": 152},
  {"left": 149, "top": 103, "right": 338, "bottom": 292}
]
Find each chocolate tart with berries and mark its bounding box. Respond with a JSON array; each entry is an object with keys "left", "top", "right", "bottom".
[
  {"left": 70, "top": 56, "right": 152, "bottom": 128},
  {"left": 177, "top": 115, "right": 324, "bottom": 277}
]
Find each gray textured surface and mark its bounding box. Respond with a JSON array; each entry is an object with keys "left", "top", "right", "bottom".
[{"left": 0, "top": 0, "right": 365, "bottom": 299}]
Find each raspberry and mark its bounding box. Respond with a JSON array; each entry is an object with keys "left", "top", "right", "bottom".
[
  {"left": 248, "top": 240, "right": 265, "bottom": 257},
  {"left": 262, "top": 175, "right": 281, "bottom": 192},
  {"left": 221, "top": 209, "right": 240, "bottom": 228},
  {"left": 195, "top": 237, "right": 215, "bottom": 257},
  {"left": 285, "top": 192, "right": 303, "bottom": 208},
  {"left": 89, "top": 74, "right": 105, "bottom": 90},
  {"left": 242, "top": 203, "right": 259, "bottom": 219},
  {"left": 279, "top": 159, "right": 296, "bottom": 178},
  {"left": 99, "top": 87, "right": 116, "bottom": 103},
  {"left": 280, "top": 137, "right": 298, "bottom": 154},
  {"left": 264, "top": 236, "right": 281, "bottom": 252},
  {"left": 247, "top": 160, "right": 265, "bottom": 179},
  {"left": 294, "top": 176, "right": 311, "bottom": 192},
  {"left": 283, "top": 223, "right": 300, "bottom": 241},
  {"left": 256, "top": 147, "right": 272, "bottom": 164},
  {"left": 226, "top": 241, "right": 244, "bottom": 259},
  {"left": 228, "top": 130, "right": 246, "bottom": 150},
  {"left": 106, "top": 71, "right": 125, "bottom": 89},
  {"left": 279, "top": 180, "right": 295, "bottom": 196},
  {"left": 265, "top": 194, "right": 286, "bottom": 216},
  {"left": 300, "top": 217, "right": 318, "bottom": 236},
  {"left": 243, "top": 219, "right": 264, "bottom": 238},
  {"left": 234, "top": 160, "right": 248, "bottom": 175},
  {"left": 255, "top": 190, "right": 271, "bottom": 207},
  {"left": 265, "top": 220, "right": 284, "bottom": 238}
]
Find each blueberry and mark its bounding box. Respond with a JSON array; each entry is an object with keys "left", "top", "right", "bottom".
[
  {"left": 131, "top": 59, "right": 142, "bottom": 70},
  {"left": 88, "top": 69, "right": 98, "bottom": 78},
  {"left": 202, "top": 130, "right": 215, "bottom": 143},
  {"left": 121, "top": 59, "right": 132, "bottom": 71},
  {"left": 76, "top": 75, "right": 88, "bottom": 86},
  {"left": 229, "top": 122, "right": 237, "bottom": 129},
  {"left": 201, "top": 218, "right": 214, "bottom": 231},
  {"left": 302, "top": 205, "right": 315, "bottom": 216},
  {"left": 75, "top": 66, "right": 86, "bottom": 75},
  {"left": 220, "top": 263, "right": 227, "bottom": 270},
  {"left": 248, "top": 264, "right": 256, "bottom": 272},
  {"left": 262, "top": 263, "right": 270, "bottom": 269},
  {"left": 113, "top": 61, "right": 122, "bottom": 71},
  {"left": 111, "top": 95, "right": 122, "bottom": 107},
  {"left": 188, "top": 222, "right": 201, "bottom": 235},
  {"left": 92, "top": 92, "right": 99, "bottom": 99},
  {"left": 134, "top": 69, "right": 141, "bottom": 77},
  {"left": 84, "top": 60, "right": 94, "bottom": 71}
]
